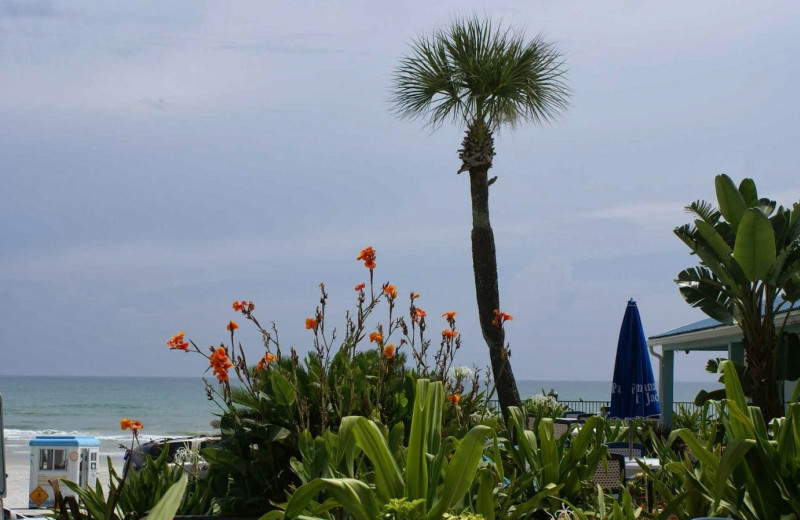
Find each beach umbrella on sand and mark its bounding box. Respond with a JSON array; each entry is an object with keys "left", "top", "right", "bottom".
[{"left": 610, "top": 299, "right": 660, "bottom": 457}]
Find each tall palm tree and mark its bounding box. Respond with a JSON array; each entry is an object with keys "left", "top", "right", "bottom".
[{"left": 391, "top": 17, "right": 569, "bottom": 415}]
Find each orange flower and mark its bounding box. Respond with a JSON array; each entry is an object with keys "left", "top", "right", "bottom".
[
  {"left": 383, "top": 343, "right": 395, "bottom": 359},
  {"left": 447, "top": 394, "right": 461, "bottom": 405},
  {"left": 491, "top": 309, "right": 514, "bottom": 327},
  {"left": 442, "top": 329, "right": 459, "bottom": 339},
  {"left": 227, "top": 320, "right": 239, "bottom": 331},
  {"left": 210, "top": 346, "right": 234, "bottom": 382},
  {"left": 411, "top": 293, "right": 420, "bottom": 299},
  {"left": 257, "top": 352, "right": 278, "bottom": 371},
  {"left": 357, "top": 246, "right": 377, "bottom": 270},
  {"left": 121, "top": 418, "right": 143, "bottom": 432},
  {"left": 415, "top": 308, "right": 426, "bottom": 318},
  {"left": 354, "top": 282, "right": 366, "bottom": 292},
  {"left": 369, "top": 331, "right": 383, "bottom": 344},
  {"left": 384, "top": 284, "right": 397, "bottom": 299},
  {"left": 166, "top": 331, "right": 189, "bottom": 350},
  {"left": 442, "top": 311, "right": 457, "bottom": 320},
  {"left": 305, "top": 317, "right": 318, "bottom": 330},
  {"left": 232, "top": 301, "right": 245, "bottom": 312}
]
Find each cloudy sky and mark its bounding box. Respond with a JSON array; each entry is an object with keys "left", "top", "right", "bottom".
[{"left": 1, "top": 0, "right": 798, "bottom": 384}]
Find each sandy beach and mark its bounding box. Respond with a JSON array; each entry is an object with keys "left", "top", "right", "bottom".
[{"left": 3, "top": 450, "right": 125, "bottom": 510}]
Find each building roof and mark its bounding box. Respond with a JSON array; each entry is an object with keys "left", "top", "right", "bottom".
[
  {"left": 649, "top": 300, "right": 800, "bottom": 343},
  {"left": 29, "top": 435, "right": 101, "bottom": 447}
]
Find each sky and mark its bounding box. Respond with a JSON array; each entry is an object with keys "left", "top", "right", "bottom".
[{"left": 1, "top": 0, "right": 799, "bottom": 385}]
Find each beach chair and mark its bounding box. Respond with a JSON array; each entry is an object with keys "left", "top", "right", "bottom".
[
  {"left": 591, "top": 453, "right": 625, "bottom": 496},
  {"left": 552, "top": 418, "right": 574, "bottom": 440},
  {"left": 605, "top": 441, "right": 647, "bottom": 458}
]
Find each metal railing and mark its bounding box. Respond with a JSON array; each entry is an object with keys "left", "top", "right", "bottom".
[{"left": 487, "top": 399, "right": 710, "bottom": 417}]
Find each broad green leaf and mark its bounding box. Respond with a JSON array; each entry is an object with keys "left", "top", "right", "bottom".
[
  {"left": 721, "top": 360, "right": 749, "bottom": 413},
  {"left": 695, "top": 219, "right": 733, "bottom": 258},
  {"left": 475, "top": 469, "right": 495, "bottom": 520},
  {"left": 428, "top": 425, "right": 492, "bottom": 520},
  {"left": 716, "top": 173, "right": 748, "bottom": 231},
  {"left": 537, "top": 419, "right": 559, "bottom": 485},
  {"left": 734, "top": 208, "right": 776, "bottom": 281},
  {"left": 270, "top": 371, "right": 297, "bottom": 406},
  {"left": 739, "top": 178, "right": 759, "bottom": 207},
  {"left": 713, "top": 439, "right": 754, "bottom": 509},
  {"left": 426, "top": 381, "right": 444, "bottom": 455},
  {"left": 508, "top": 483, "right": 562, "bottom": 520},
  {"left": 285, "top": 478, "right": 380, "bottom": 520},
  {"left": 406, "top": 379, "right": 432, "bottom": 501},
  {"left": 144, "top": 476, "right": 187, "bottom": 520},
  {"left": 352, "top": 417, "right": 403, "bottom": 503}
]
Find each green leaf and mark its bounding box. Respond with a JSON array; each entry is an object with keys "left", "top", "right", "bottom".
[
  {"left": 270, "top": 371, "right": 297, "bottom": 406},
  {"left": 406, "top": 379, "right": 432, "bottom": 501},
  {"left": 352, "top": 417, "right": 403, "bottom": 503},
  {"left": 713, "top": 438, "right": 754, "bottom": 509},
  {"left": 475, "top": 469, "right": 496, "bottom": 520},
  {"left": 428, "top": 425, "right": 492, "bottom": 520},
  {"left": 734, "top": 208, "right": 776, "bottom": 281},
  {"left": 144, "top": 476, "right": 187, "bottom": 520},
  {"left": 695, "top": 219, "right": 733, "bottom": 259},
  {"left": 716, "top": 173, "right": 748, "bottom": 231},
  {"left": 285, "top": 478, "right": 380, "bottom": 520},
  {"left": 739, "top": 178, "right": 759, "bottom": 207}
]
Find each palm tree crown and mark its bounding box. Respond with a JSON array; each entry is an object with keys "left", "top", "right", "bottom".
[{"left": 390, "top": 16, "right": 570, "bottom": 132}]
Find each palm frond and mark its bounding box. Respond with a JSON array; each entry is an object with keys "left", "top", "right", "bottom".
[
  {"left": 390, "top": 15, "right": 570, "bottom": 132},
  {"left": 684, "top": 200, "right": 721, "bottom": 225}
]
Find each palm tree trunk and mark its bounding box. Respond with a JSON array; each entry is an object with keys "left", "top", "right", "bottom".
[
  {"left": 468, "top": 166, "right": 522, "bottom": 418},
  {"left": 744, "top": 324, "right": 783, "bottom": 421}
]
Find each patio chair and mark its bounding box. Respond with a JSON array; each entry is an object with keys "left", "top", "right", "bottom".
[
  {"left": 605, "top": 441, "right": 647, "bottom": 458},
  {"left": 552, "top": 418, "right": 574, "bottom": 440},
  {"left": 591, "top": 453, "right": 625, "bottom": 495}
]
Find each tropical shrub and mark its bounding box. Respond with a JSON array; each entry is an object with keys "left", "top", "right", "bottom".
[
  {"left": 265, "top": 380, "right": 499, "bottom": 520},
  {"left": 674, "top": 174, "right": 800, "bottom": 420},
  {"left": 166, "top": 247, "right": 498, "bottom": 514},
  {"left": 649, "top": 360, "right": 800, "bottom": 519}
]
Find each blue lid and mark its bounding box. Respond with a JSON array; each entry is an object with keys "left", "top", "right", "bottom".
[{"left": 29, "top": 435, "right": 102, "bottom": 447}]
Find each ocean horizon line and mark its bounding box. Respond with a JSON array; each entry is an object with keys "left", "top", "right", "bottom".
[{"left": 0, "top": 373, "right": 716, "bottom": 384}]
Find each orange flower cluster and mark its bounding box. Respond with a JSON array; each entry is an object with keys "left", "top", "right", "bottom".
[
  {"left": 257, "top": 352, "right": 277, "bottom": 371},
  {"left": 383, "top": 344, "right": 395, "bottom": 359},
  {"left": 166, "top": 331, "right": 189, "bottom": 351},
  {"left": 414, "top": 308, "right": 426, "bottom": 319},
  {"left": 233, "top": 300, "right": 254, "bottom": 312},
  {"left": 120, "top": 417, "right": 143, "bottom": 431},
  {"left": 447, "top": 394, "right": 461, "bottom": 405},
  {"left": 369, "top": 331, "right": 383, "bottom": 344},
  {"left": 210, "top": 347, "right": 234, "bottom": 382},
  {"left": 492, "top": 309, "right": 514, "bottom": 328},
  {"left": 354, "top": 283, "right": 366, "bottom": 292},
  {"left": 226, "top": 320, "right": 239, "bottom": 331},
  {"left": 357, "top": 246, "right": 376, "bottom": 270},
  {"left": 442, "top": 329, "right": 459, "bottom": 340},
  {"left": 384, "top": 284, "right": 397, "bottom": 299},
  {"left": 305, "top": 317, "right": 319, "bottom": 330}
]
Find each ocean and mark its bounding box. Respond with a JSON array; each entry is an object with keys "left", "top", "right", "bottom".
[{"left": 0, "top": 376, "right": 719, "bottom": 457}]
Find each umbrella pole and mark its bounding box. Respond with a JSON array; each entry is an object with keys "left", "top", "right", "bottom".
[{"left": 628, "top": 422, "right": 633, "bottom": 459}]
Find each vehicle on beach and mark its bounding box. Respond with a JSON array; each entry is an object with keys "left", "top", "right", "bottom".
[{"left": 125, "top": 436, "right": 219, "bottom": 478}]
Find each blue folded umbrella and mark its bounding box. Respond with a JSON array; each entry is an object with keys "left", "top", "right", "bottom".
[{"left": 610, "top": 299, "right": 661, "bottom": 419}]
